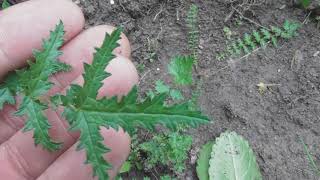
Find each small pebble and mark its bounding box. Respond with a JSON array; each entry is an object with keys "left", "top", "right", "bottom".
[{"left": 313, "top": 51, "right": 320, "bottom": 57}]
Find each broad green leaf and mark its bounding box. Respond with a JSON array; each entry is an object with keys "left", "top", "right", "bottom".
[
  {"left": 0, "top": 88, "right": 15, "bottom": 109},
  {"left": 168, "top": 56, "right": 194, "bottom": 85},
  {"left": 1, "top": 0, "right": 10, "bottom": 9},
  {"left": 196, "top": 141, "right": 214, "bottom": 180},
  {"left": 209, "top": 132, "right": 262, "bottom": 180}
]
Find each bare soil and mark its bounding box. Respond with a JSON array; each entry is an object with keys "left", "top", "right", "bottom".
[{"left": 11, "top": 0, "right": 320, "bottom": 179}]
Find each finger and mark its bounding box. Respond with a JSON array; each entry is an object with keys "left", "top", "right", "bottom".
[
  {"left": 0, "top": 56, "right": 138, "bottom": 180},
  {"left": 49, "top": 25, "right": 131, "bottom": 95},
  {"left": 38, "top": 128, "right": 131, "bottom": 180},
  {"left": 0, "top": 24, "right": 132, "bottom": 143},
  {"left": 0, "top": 0, "right": 85, "bottom": 79}
]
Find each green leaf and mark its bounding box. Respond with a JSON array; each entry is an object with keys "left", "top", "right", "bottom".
[
  {"left": 72, "top": 86, "right": 209, "bottom": 134},
  {"left": 155, "top": 80, "right": 170, "bottom": 94},
  {"left": 18, "top": 21, "right": 70, "bottom": 98},
  {"left": 119, "top": 161, "right": 132, "bottom": 173},
  {"left": 168, "top": 56, "right": 194, "bottom": 85},
  {"left": 170, "top": 89, "right": 184, "bottom": 101},
  {"left": 2, "top": 0, "right": 10, "bottom": 9},
  {"left": 160, "top": 175, "right": 176, "bottom": 180},
  {"left": 209, "top": 132, "right": 262, "bottom": 180},
  {"left": 196, "top": 141, "right": 214, "bottom": 180},
  {"left": 252, "top": 30, "right": 266, "bottom": 47},
  {"left": 300, "top": 137, "right": 320, "bottom": 176},
  {"left": 146, "top": 90, "right": 155, "bottom": 100},
  {"left": 0, "top": 88, "right": 15, "bottom": 109},
  {"left": 59, "top": 29, "right": 122, "bottom": 180},
  {"left": 69, "top": 110, "right": 112, "bottom": 179},
  {"left": 58, "top": 27, "right": 209, "bottom": 180},
  {"left": 300, "top": 0, "right": 311, "bottom": 8},
  {"left": 244, "top": 33, "right": 256, "bottom": 50},
  {"left": 3, "top": 21, "right": 69, "bottom": 151},
  {"left": 15, "top": 96, "right": 61, "bottom": 151}
]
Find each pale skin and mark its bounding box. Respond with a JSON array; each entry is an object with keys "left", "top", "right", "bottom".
[{"left": 0, "top": 0, "right": 138, "bottom": 179}]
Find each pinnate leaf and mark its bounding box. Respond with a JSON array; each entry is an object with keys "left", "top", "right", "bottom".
[
  {"left": 15, "top": 96, "right": 61, "bottom": 151},
  {"left": 0, "top": 21, "right": 68, "bottom": 151},
  {"left": 209, "top": 132, "right": 262, "bottom": 180},
  {"left": 0, "top": 88, "right": 15, "bottom": 109}
]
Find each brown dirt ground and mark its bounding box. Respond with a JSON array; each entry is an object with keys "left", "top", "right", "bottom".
[{"left": 8, "top": 0, "right": 320, "bottom": 179}]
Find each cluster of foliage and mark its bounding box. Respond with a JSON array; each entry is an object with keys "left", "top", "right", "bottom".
[
  {"left": 117, "top": 5, "right": 202, "bottom": 178},
  {"left": 2, "top": 0, "right": 10, "bottom": 9},
  {"left": 217, "top": 20, "right": 301, "bottom": 60},
  {"left": 0, "top": 22, "right": 209, "bottom": 180},
  {"left": 300, "top": 0, "right": 312, "bottom": 8},
  {"left": 118, "top": 131, "right": 192, "bottom": 179},
  {"left": 196, "top": 131, "right": 262, "bottom": 180},
  {"left": 117, "top": 175, "right": 176, "bottom": 180}
]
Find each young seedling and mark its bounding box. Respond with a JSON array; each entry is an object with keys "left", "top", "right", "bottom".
[
  {"left": 217, "top": 20, "right": 300, "bottom": 60},
  {"left": 187, "top": 4, "right": 199, "bottom": 64},
  {"left": 300, "top": 137, "right": 320, "bottom": 177},
  {"left": 0, "top": 22, "right": 210, "bottom": 180}
]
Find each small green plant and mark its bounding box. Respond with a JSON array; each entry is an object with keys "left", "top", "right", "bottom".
[
  {"left": 300, "top": 0, "right": 312, "bottom": 8},
  {"left": 1, "top": 0, "right": 10, "bottom": 9},
  {"left": 196, "top": 131, "right": 262, "bottom": 180},
  {"left": 300, "top": 137, "right": 320, "bottom": 177},
  {"left": 118, "top": 131, "right": 192, "bottom": 178},
  {"left": 223, "top": 27, "right": 233, "bottom": 40},
  {"left": 217, "top": 20, "right": 300, "bottom": 60},
  {"left": 160, "top": 175, "right": 177, "bottom": 180},
  {"left": 0, "top": 22, "right": 209, "bottom": 180},
  {"left": 139, "top": 132, "right": 193, "bottom": 172},
  {"left": 187, "top": 4, "right": 199, "bottom": 64}
]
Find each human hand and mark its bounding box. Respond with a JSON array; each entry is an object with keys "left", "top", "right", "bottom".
[{"left": 0, "top": 0, "right": 138, "bottom": 179}]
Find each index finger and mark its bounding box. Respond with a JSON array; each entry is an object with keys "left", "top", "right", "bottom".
[{"left": 0, "top": 0, "right": 85, "bottom": 78}]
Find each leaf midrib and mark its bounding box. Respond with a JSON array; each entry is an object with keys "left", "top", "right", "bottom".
[
  {"left": 228, "top": 133, "right": 239, "bottom": 180},
  {"left": 81, "top": 110, "right": 208, "bottom": 122}
]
